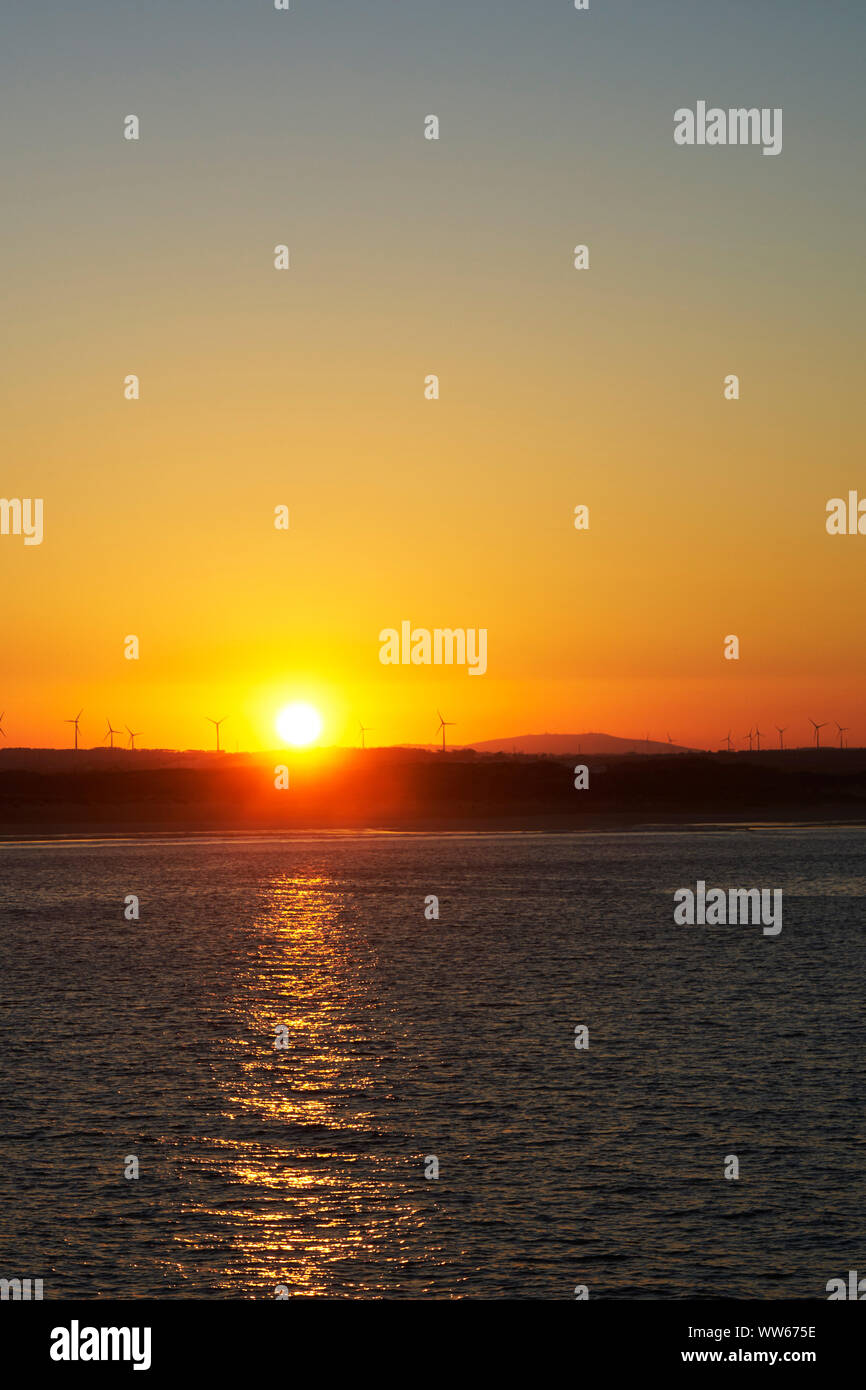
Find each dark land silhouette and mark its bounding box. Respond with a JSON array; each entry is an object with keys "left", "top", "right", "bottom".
[
  {"left": 1, "top": 747, "right": 865, "bottom": 834},
  {"left": 461, "top": 732, "right": 695, "bottom": 755}
]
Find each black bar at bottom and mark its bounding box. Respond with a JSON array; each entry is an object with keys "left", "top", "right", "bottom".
[{"left": 2, "top": 1298, "right": 860, "bottom": 1376}]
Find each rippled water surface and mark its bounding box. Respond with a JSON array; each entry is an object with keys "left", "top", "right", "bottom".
[{"left": 0, "top": 829, "right": 862, "bottom": 1299}]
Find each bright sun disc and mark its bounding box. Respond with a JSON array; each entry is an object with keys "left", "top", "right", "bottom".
[{"left": 276, "top": 702, "right": 323, "bottom": 748}]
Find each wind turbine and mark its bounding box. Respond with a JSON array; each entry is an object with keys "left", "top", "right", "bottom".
[
  {"left": 809, "top": 718, "right": 827, "bottom": 749},
  {"left": 104, "top": 718, "right": 122, "bottom": 750},
  {"left": 667, "top": 732, "right": 674, "bottom": 745},
  {"left": 358, "top": 722, "right": 372, "bottom": 750},
  {"left": 436, "top": 710, "right": 455, "bottom": 753},
  {"left": 0, "top": 711, "right": 5, "bottom": 739},
  {"left": 207, "top": 717, "right": 226, "bottom": 752},
  {"left": 65, "top": 709, "right": 83, "bottom": 750},
  {"left": 775, "top": 725, "right": 787, "bottom": 750},
  {"left": 835, "top": 722, "right": 849, "bottom": 750},
  {"left": 744, "top": 729, "right": 753, "bottom": 752},
  {"left": 755, "top": 726, "right": 762, "bottom": 752},
  {"left": 722, "top": 731, "right": 733, "bottom": 752},
  {"left": 126, "top": 726, "right": 143, "bottom": 750}
]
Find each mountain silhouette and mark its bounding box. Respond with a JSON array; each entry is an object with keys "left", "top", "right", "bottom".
[{"left": 461, "top": 732, "right": 695, "bottom": 755}]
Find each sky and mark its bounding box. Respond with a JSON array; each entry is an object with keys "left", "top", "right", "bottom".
[{"left": 1, "top": 1, "right": 864, "bottom": 751}]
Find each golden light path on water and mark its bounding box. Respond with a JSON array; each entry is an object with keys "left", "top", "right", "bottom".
[{"left": 171, "top": 872, "right": 426, "bottom": 1296}]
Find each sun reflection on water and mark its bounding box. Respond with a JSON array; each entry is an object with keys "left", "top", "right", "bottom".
[
  {"left": 173, "top": 871, "right": 422, "bottom": 1297},
  {"left": 228, "top": 873, "right": 378, "bottom": 1126}
]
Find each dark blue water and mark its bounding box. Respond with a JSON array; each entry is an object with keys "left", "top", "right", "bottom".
[{"left": 0, "top": 828, "right": 862, "bottom": 1298}]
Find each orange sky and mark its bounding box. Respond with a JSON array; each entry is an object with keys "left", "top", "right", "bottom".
[{"left": 2, "top": 2, "right": 864, "bottom": 752}]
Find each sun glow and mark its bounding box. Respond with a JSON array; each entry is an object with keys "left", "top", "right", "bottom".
[{"left": 276, "top": 702, "right": 323, "bottom": 748}]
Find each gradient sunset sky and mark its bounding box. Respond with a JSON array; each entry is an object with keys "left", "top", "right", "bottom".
[{"left": 2, "top": 1, "right": 864, "bottom": 751}]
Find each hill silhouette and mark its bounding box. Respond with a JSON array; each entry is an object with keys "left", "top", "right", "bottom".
[{"left": 463, "top": 732, "right": 694, "bottom": 755}]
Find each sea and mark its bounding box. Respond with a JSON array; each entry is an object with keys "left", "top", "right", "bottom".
[{"left": 0, "top": 828, "right": 862, "bottom": 1299}]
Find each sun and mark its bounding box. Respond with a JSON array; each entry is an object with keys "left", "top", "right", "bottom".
[{"left": 276, "top": 701, "right": 323, "bottom": 748}]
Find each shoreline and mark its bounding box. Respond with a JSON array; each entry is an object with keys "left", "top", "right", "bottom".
[
  {"left": 1, "top": 816, "right": 864, "bottom": 844},
  {"left": 2, "top": 755, "right": 865, "bottom": 838}
]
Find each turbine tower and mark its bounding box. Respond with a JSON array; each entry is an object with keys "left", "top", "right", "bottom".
[
  {"left": 65, "top": 709, "right": 83, "bottom": 750},
  {"left": 775, "top": 725, "right": 787, "bottom": 750},
  {"left": 744, "top": 729, "right": 753, "bottom": 753},
  {"left": 207, "top": 717, "right": 226, "bottom": 752},
  {"left": 436, "top": 710, "right": 455, "bottom": 753},
  {"left": 755, "top": 726, "right": 762, "bottom": 752},
  {"left": 126, "top": 726, "right": 143, "bottom": 750},
  {"left": 104, "top": 719, "right": 122, "bottom": 750},
  {"left": 358, "top": 722, "right": 372, "bottom": 750},
  {"left": 809, "top": 718, "right": 827, "bottom": 749},
  {"left": 0, "top": 711, "right": 5, "bottom": 739},
  {"left": 836, "top": 722, "right": 849, "bottom": 750},
  {"left": 722, "top": 731, "right": 733, "bottom": 752}
]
